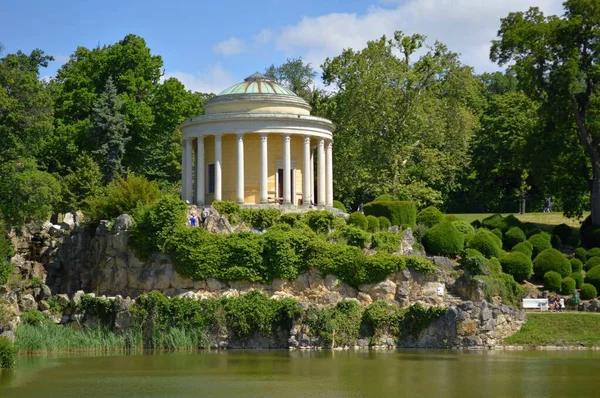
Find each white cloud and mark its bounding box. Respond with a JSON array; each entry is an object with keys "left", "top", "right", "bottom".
[
  {"left": 163, "top": 63, "right": 238, "bottom": 94},
  {"left": 213, "top": 37, "right": 246, "bottom": 56}
]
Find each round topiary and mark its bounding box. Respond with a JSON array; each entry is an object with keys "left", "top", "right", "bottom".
[
  {"left": 471, "top": 219, "right": 482, "bottom": 229},
  {"left": 570, "top": 271, "right": 584, "bottom": 289},
  {"left": 452, "top": 219, "right": 475, "bottom": 235},
  {"left": 482, "top": 214, "right": 506, "bottom": 232},
  {"left": 584, "top": 265, "right": 600, "bottom": 292},
  {"left": 550, "top": 234, "right": 562, "bottom": 249},
  {"left": 332, "top": 200, "right": 346, "bottom": 212},
  {"left": 526, "top": 228, "right": 544, "bottom": 238},
  {"left": 543, "top": 271, "right": 562, "bottom": 292},
  {"left": 416, "top": 206, "right": 444, "bottom": 228},
  {"left": 348, "top": 211, "right": 368, "bottom": 231},
  {"left": 491, "top": 229, "right": 503, "bottom": 242},
  {"left": 512, "top": 241, "right": 533, "bottom": 258},
  {"left": 378, "top": 216, "right": 391, "bottom": 230},
  {"left": 561, "top": 277, "right": 576, "bottom": 295},
  {"left": 374, "top": 193, "right": 398, "bottom": 202},
  {"left": 570, "top": 258, "right": 583, "bottom": 273},
  {"left": 584, "top": 256, "right": 600, "bottom": 271},
  {"left": 422, "top": 221, "right": 464, "bottom": 257},
  {"left": 580, "top": 283, "right": 598, "bottom": 300},
  {"left": 500, "top": 251, "right": 533, "bottom": 282},
  {"left": 527, "top": 234, "right": 552, "bottom": 259},
  {"left": 574, "top": 248, "right": 586, "bottom": 264},
  {"left": 504, "top": 227, "right": 526, "bottom": 249},
  {"left": 533, "top": 248, "right": 572, "bottom": 278},
  {"left": 553, "top": 223, "right": 573, "bottom": 244},
  {"left": 366, "top": 215, "right": 380, "bottom": 232},
  {"left": 445, "top": 215, "right": 458, "bottom": 222},
  {"left": 587, "top": 247, "right": 600, "bottom": 260},
  {"left": 465, "top": 248, "right": 484, "bottom": 258},
  {"left": 468, "top": 229, "right": 501, "bottom": 259}
]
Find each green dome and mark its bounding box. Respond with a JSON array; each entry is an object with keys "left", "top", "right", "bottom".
[{"left": 218, "top": 72, "right": 297, "bottom": 96}]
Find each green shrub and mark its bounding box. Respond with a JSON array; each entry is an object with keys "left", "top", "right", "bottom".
[
  {"left": 280, "top": 213, "right": 303, "bottom": 228},
  {"left": 561, "top": 277, "right": 576, "bottom": 295},
  {"left": 341, "top": 225, "right": 371, "bottom": 248},
  {"left": 465, "top": 248, "right": 484, "bottom": 258},
  {"left": 371, "top": 231, "right": 401, "bottom": 253},
  {"left": 363, "top": 201, "right": 417, "bottom": 227},
  {"left": 489, "top": 257, "right": 502, "bottom": 275},
  {"left": 212, "top": 201, "right": 240, "bottom": 217},
  {"left": 570, "top": 271, "right": 584, "bottom": 289},
  {"left": 468, "top": 229, "right": 501, "bottom": 259},
  {"left": 399, "top": 303, "right": 447, "bottom": 340},
  {"left": 500, "top": 251, "right": 533, "bottom": 282},
  {"left": 481, "top": 214, "right": 506, "bottom": 232},
  {"left": 585, "top": 265, "right": 600, "bottom": 293},
  {"left": 347, "top": 211, "right": 368, "bottom": 230},
  {"left": 361, "top": 253, "right": 406, "bottom": 284},
  {"left": 221, "top": 233, "right": 266, "bottom": 282},
  {"left": 491, "top": 228, "right": 503, "bottom": 241},
  {"left": 575, "top": 247, "right": 587, "bottom": 262},
  {"left": 476, "top": 273, "right": 524, "bottom": 307},
  {"left": 422, "top": 222, "right": 464, "bottom": 257},
  {"left": 570, "top": 258, "right": 583, "bottom": 273},
  {"left": 461, "top": 255, "right": 491, "bottom": 276},
  {"left": 580, "top": 283, "right": 598, "bottom": 300},
  {"left": 263, "top": 225, "right": 314, "bottom": 280},
  {"left": 332, "top": 217, "right": 346, "bottom": 231},
  {"left": 504, "top": 227, "right": 526, "bottom": 248},
  {"left": 374, "top": 193, "right": 398, "bottom": 202},
  {"left": 471, "top": 219, "right": 482, "bottom": 229},
  {"left": 361, "top": 301, "right": 402, "bottom": 338},
  {"left": 304, "top": 300, "right": 362, "bottom": 347},
  {"left": 366, "top": 215, "right": 380, "bottom": 232},
  {"left": 303, "top": 211, "right": 335, "bottom": 234},
  {"left": 584, "top": 256, "right": 600, "bottom": 271},
  {"left": 378, "top": 217, "right": 391, "bottom": 230},
  {"left": 533, "top": 249, "right": 572, "bottom": 278},
  {"left": 167, "top": 228, "right": 227, "bottom": 280},
  {"left": 512, "top": 241, "right": 533, "bottom": 258},
  {"left": 240, "top": 208, "right": 280, "bottom": 230},
  {"left": 405, "top": 256, "right": 436, "bottom": 275},
  {"left": 527, "top": 234, "right": 552, "bottom": 258},
  {"left": 0, "top": 261, "right": 14, "bottom": 285},
  {"left": 543, "top": 271, "right": 562, "bottom": 292},
  {"left": 526, "top": 228, "right": 544, "bottom": 238},
  {"left": 306, "top": 241, "right": 365, "bottom": 287},
  {"left": 411, "top": 224, "right": 428, "bottom": 244},
  {"left": 0, "top": 336, "right": 16, "bottom": 369},
  {"left": 587, "top": 247, "right": 600, "bottom": 260},
  {"left": 416, "top": 206, "right": 444, "bottom": 228},
  {"left": 21, "top": 310, "right": 51, "bottom": 326},
  {"left": 332, "top": 200, "right": 346, "bottom": 212},
  {"left": 551, "top": 234, "right": 562, "bottom": 249},
  {"left": 553, "top": 223, "right": 573, "bottom": 244},
  {"left": 451, "top": 219, "right": 474, "bottom": 235}
]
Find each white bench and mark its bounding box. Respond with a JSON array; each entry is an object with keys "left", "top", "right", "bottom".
[{"left": 522, "top": 298, "right": 549, "bottom": 311}]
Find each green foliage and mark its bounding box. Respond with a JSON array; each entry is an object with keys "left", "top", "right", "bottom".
[
  {"left": 580, "top": 284, "right": 598, "bottom": 300},
  {"left": 500, "top": 251, "right": 533, "bottom": 282},
  {"left": 585, "top": 266, "right": 600, "bottom": 293},
  {"left": 416, "top": 206, "right": 444, "bottom": 228},
  {"left": 240, "top": 208, "right": 281, "bottom": 230},
  {"left": 0, "top": 336, "right": 17, "bottom": 369},
  {"left": 399, "top": 303, "right": 446, "bottom": 340},
  {"left": 340, "top": 225, "right": 371, "bottom": 248},
  {"left": 512, "top": 241, "right": 533, "bottom": 258},
  {"left": 378, "top": 216, "right": 391, "bottom": 230},
  {"left": 361, "top": 301, "right": 402, "bottom": 339},
  {"left": 422, "top": 221, "right": 463, "bottom": 257},
  {"left": 212, "top": 201, "right": 240, "bottom": 217},
  {"left": 332, "top": 200, "right": 346, "bottom": 212},
  {"left": 363, "top": 201, "right": 417, "bottom": 227},
  {"left": 561, "top": 277, "right": 576, "bottom": 295},
  {"left": 527, "top": 234, "right": 552, "bottom": 259},
  {"left": 167, "top": 227, "right": 227, "bottom": 280},
  {"left": 262, "top": 225, "right": 314, "bottom": 280},
  {"left": 222, "top": 233, "right": 265, "bottom": 282},
  {"left": 0, "top": 261, "right": 14, "bottom": 286},
  {"left": 451, "top": 219, "right": 475, "bottom": 235},
  {"left": 366, "top": 215, "right": 380, "bottom": 232},
  {"left": 570, "top": 258, "right": 583, "bottom": 273},
  {"left": 533, "top": 249, "right": 572, "bottom": 278},
  {"left": 460, "top": 255, "right": 491, "bottom": 276},
  {"left": 280, "top": 213, "right": 303, "bottom": 228},
  {"left": 570, "top": 271, "right": 584, "bottom": 289},
  {"left": 584, "top": 256, "right": 600, "bottom": 272},
  {"left": 411, "top": 224, "right": 428, "bottom": 244},
  {"left": 59, "top": 153, "right": 104, "bottom": 212},
  {"left": 21, "top": 310, "right": 51, "bottom": 326},
  {"left": 504, "top": 227, "right": 526, "bottom": 248},
  {"left": 476, "top": 273, "right": 525, "bottom": 307},
  {"left": 303, "top": 300, "right": 362, "bottom": 347},
  {"left": 551, "top": 235, "right": 562, "bottom": 250},
  {"left": 575, "top": 247, "right": 587, "bottom": 262},
  {"left": 543, "top": 271, "right": 562, "bottom": 292},
  {"left": 347, "top": 211, "right": 368, "bottom": 230},
  {"left": 553, "top": 224, "right": 573, "bottom": 245},
  {"left": 468, "top": 229, "right": 501, "bottom": 259},
  {"left": 303, "top": 211, "right": 335, "bottom": 234},
  {"left": 481, "top": 214, "right": 506, "bottom": 232},
  {"left": 371, "top": 231, "right": 401, "bottom": 253},
  {"left": 79, "top": 295, "right": 117, "bottom": 326},
  {"left": 374, "top": 194, "right": 398, "bottom": 202},
  {"left": 405, "top": 256, "right": 437, "bottom": 275},
  {"left": 361, "top": 253, "right": 406, "bottom": 284},
  {"left": 587, "top": 247, "right": 600, "bottom": 260},
  {"left": 491, "top": 228, "right": 503, "bottom": 241}
]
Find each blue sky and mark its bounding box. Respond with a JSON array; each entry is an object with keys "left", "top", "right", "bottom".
[{"left": 1, "top": 0, "right": 563, "bottom": 94}]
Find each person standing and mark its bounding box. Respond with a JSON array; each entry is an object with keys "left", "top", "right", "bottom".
[
  {"left": 200, "top": 206, "right": 209, "bottom": 226},
  {"left": 189, "top": 214, "right": 197, "bottom": 227}
]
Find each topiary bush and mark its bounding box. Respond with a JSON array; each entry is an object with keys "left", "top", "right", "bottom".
[
  {"left": 512, "top": 241, "right": 533, "bottom": 258},
  {"left": 491, "top": 228, "right": 503, "bottom": 242},
  {"left": 0, "top": 336, "right": 16, "bottom": 369},
  {"left": 347, "top": 211, "right": 368, "bottom": 230},
  {"left": 570, "top": 271, "right": 584, "bottom": 289},
  {"left": 580, "top": 283, "right": 598, "bottom": 300},
  {"left": 212, "top": 200, "right": 241, "bottom": 217},
  {"left": 551, "top": 234, "right": 562, "bottom": 249},
  {"left": 240, "top": 208, "right": 281, "bottom": 230},
  {"left": 575, "top": 247, "right": 587, "bottom": 262},
  {"left": 585, "top": 265, "right": 600, "bottom": 293},
  {"left": 332, "top": 200, "right": 346, "bottom": 212},
  {"left": 378, "top": 216, "right": 391, "bottom": 230},
  {"left": 341, "top": 225, "right": 371, "bottom": 248},
  {"left": 504, "top": 227, "right": 526, "bottom": 249},
  {"left": 553, "top": 223, "right": 573, "bottom": 245},
  {"left": 561, "top": 277, "right": 576, "bottom": 295},
  {"left": 303, "top": 211, "right": 335, "bottom": 234},
  {"left": 451, "top": 219, "right": 475, "bottom": 235},
  {"left": 587, "top": 247, "right": 600, "bottom": 260},
  {"left": 468, "top": 229, "right": 501, "bottom": 259},
  {"left": 570, "top": 258, "right": 583, "bottom": 273},
  {"left": 422, "top": 222, "right": 464, "bottom": 257},
  {"left": 584, "top": 256, "right": 600, "bottom": 271},
  {"left": 371, "top": 231, "right": 401, "bottom": 253},
  {"left": 543, "top": 271, "right": 562, "bottom": 292},
  {"left": 366, "top": 215, "right": 380, "bottom": 232},
  {"left": 527, "top": 234, "right": 552, "bottom": 259},
  {"left": 363, "top": 201, "right": 417, "bottom": 227},
  {"left": 533, "top": 249, "right": 572, "bottom": 278},
  {"left": 500, "top": 251, "right": 533, "bottom": 282},
  {"left": 374, "top": 193, "right": 398, "bottom": 202},
  {"left": 481, "top": 214, "right": 506, "bottom": 232},
  {"left": 416, "top": 206, "right": 444, "bottom": 228}
]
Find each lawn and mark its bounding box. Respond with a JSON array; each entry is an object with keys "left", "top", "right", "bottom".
[
  {"left": 449, "top": 212, "right": 586, "bottom": 233},
  {"left": 504, "top": 313, "right": 600, "bottom": 346}
]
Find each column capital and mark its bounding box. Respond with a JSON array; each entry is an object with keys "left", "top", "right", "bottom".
[
  {"left": 283, "top": 133, "right": 291, "bottom": 143},
  {"left": 318, "top": 138, "right": 325, "bottom": 147},
  {"left": 303, "top": 136, "right": 311, "bottom": 145},
  {"left": 260, "top": 133, "right": 268, "bottom": 142},
  {"left": 236, "top": 132, "right": 245, "bottom": 138},
  {"left": 326, "top": 140, "right": 333, "bottom": 148}
]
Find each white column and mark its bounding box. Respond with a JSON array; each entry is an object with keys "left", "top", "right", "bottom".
[
  {"left": 260, "top": 134, "right": 268, "bottom": 204},
  {"left": 184, "top": 138, "right": 193, "bottom": 203},
  {"left": 196, "top": 136, "right": 205, "bottom": 205},
  {"left": 318, "top": 138, "right": 326, "bottom": 207},
  {"left": 236, "top": 133, "right": 245, "bottom": 204},
  {"left": 181, "top": 139, "right": 186, "bottom": 200},
  {"left": 303, "top": 136, "right": 311, "bottom": 206},
  {"left": 283, "top": 134, "right": 291, "bottom": 204},
  {"left": 326, "top": 140, "right": 334, "bottom": 207},
  {"left": 214, "top": 134, "right": 222, "bottom": 201},
  {"left": 310, "top": 148, "right": 314, "bottom": 205}
]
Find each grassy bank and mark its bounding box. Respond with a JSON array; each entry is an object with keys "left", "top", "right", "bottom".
[
  {"left": 450, "top": 212, "right": 585, "bottom": 233},
  {"left": 505, "top": 313, "right": 600, "bottom": 346}
]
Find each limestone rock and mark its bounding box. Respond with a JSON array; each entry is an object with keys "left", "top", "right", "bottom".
[
  {"left": 359, "top": 279, "right": 397, "bottom": 302},
  {"left": 96, "top": 220, "right": 110, "bottom": 236},
  {"left": 38, "top": 300, "right": 50, "bottom": 311},
  {"left": 357, "top": 292, "right": 373, "bottom": 306},
  {"left": 56, "top": 294, "right": 70, "bottom": 307},
  {"left": 41, "top": 221, "right": 53, "bottom": 234},
  {"left": 49, "top": 224, "right": 63, "bottom": 238},
  {"left": 40, "top": 284, "right": 52, "bottom": 300},
  {"left": 205, "top": 213, "right": 233, "bottom": 234},
  {"left": 206, "top": 278, "right": 224, "bottom": 292},
  {"left": 112, "top": 214, "right": 133, "bottom": 233},
  {"left": 61, "top": 212, "right": 76, "bottom": 231},
  {"left": 399, "top": 228, "right": 415, "bottom": 255},
  {"left": 72, "top": 290, "right": 86, "bottom": 306},
  {"left": 19, "top": 294, "right": 37, "bottom": 312},
  {"left": 114, "top": 311, "right": 133, "bottom": 331}
]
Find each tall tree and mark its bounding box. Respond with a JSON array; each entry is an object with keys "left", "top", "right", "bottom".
[
  {"left": 491, "top": 0, "right": 600, "bottom": 221},
  {"left": 265, "top": 57, "right": 317, "bottom": 102},
  {"left": 90, "top": 76, "right": 130, "bottom": 183}
]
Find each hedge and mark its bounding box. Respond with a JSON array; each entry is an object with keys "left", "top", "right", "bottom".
[
  {"left": 570, "top": 271, "right": 584, "bottom": 289},
  {"left": 550, "top": 235, "right": 562, "bottom": 249},
  {"left": 584, "top": 256, "right": 600, "bottom": 271},
  {"left": 587, "top": 247, "right": 600, "bottom": 260},
  {"left": 333, "top": 200, "right": 346, "bottom": 212},
  {"left": 580, "top": 283, "right": 598, "bottom": 300},
  {"left": 533, "top": 249, "right": 572, "bottom": 278},
  {"left": 348, "top": 211, "right": 368, "bottom": 231},
  {"left": 500, "top": 251, "right": 533, "bottom": 282},
  {"left": 240, "top": 208, "right": 281, "bottom": 230},
  {"left": 553, "top": 223, "right": 573, "bottom": 245},
  {"left": 468, "top": 229, "right": 501, "bottom": 259},
  {"left": 561, "top": 277, "right": 576, "bottom": 295},
  {"left": 512, "top": 241, "right": 533, "bottom": 258},
  {"left": 378, "top": 217, "right": 391, "bottom": 230},
  {"left": 452, "top": 219, "right": 474, "bottom": 235},
  {"left": 363, "top": 201, "right": 417, "bottom": 227},
  {"left": 570, "top": 258, "right": 583, "bottom": 273},
  {"left": 543, "top": 271, "right": 562, "bottom": 292},
  {"left": 527, "top": 234, "right": 552, "bottom": 259},
  {"left": 504, "top": 227, "right": 526, "bottom": 248},
  {"left": 585, "top": 265, "right": 600, "bottom": 293},
  {"left": 303, "top": 211, "right": 335, "bottom": 234},
  {"left": 574, "top": 247, "right": 587, "bottom": 262},
  {"left": 374, "top": 193, "right": 398, "bottom": 201},
  {"left": 422, "top": 222, "right": 464, "bottom": 257},
  {"left": 367, "top": 215, "right": 380, "bottom": 232},
  {"left": 416, "top": 206, "right": 444, "bottom": 228}
]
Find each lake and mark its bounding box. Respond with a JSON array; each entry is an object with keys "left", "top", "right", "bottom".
[{"left": 2, "top": 349, "right": 600, "bottom": 397}]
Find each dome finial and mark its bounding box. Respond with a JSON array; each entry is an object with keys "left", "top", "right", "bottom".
[{"left": 244, "top": 72, "right": 269, "bottom": 82}]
